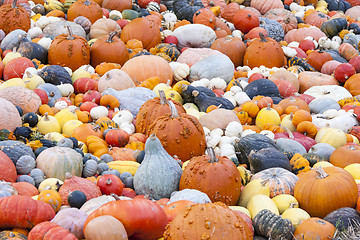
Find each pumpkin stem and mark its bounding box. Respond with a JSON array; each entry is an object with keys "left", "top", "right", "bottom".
[
  {"left": 281, "top": 125, "right": 294, "bottom": 139},
  {"left": 110, "top": 193, "right": 121, "bottom": 200},
  {"left": 106, "top": 178, "right": 112, "bottom": 185},
  {"left": 259, "top": 33, "right": 267, "bottom": 42},
  {"left": 44, "top": 112, "right": 49, "bottom": 121},
  {"left": 66, "top": 26, "right": 75, "bottom": 40},
  {"left": 84, "top": 0, "right": 91, "bottom": 5},
  {"left": 289, "top": 202, "right": 298, "bottom": 208},
  {"left": 266, "top": 103, "right": 271, "bottom": 110},
  {"left": 167, "top": 100, "right": 179, "bottom": 118},
  {"left": 11, "top": 0, "right": 17, "bottom": 8},
  {"left": 49, "top": 91, "right": 55, "bottom": 97},
  {"left": 149, "top": 133, "right": 157, "bottom": 140},
  {"left": 206, "top": 147, "right": 219, "bottom": 163},
  {"left": 348, "top": 145, "right": 357, "bottom": 150},
  {"left": 158, "top": 90, "right": 167, "bottom": 105},
  {"left": 315, "top": 166, "right": 329, "bottom": 179},
  {"left": 192, "top": 90, "right": 199, "bottom": 98},
  {"left": 289, "top": 112, "right": 293, "bottom": 121},
  {"left": 106, "top": 31, "right": 118, "bottom": 43},
  {"left": 65, "top": 172, "right": 72, "bottom": 179},
  {"left": 181, "top": 84, "right": 188, "bottom": 91}
]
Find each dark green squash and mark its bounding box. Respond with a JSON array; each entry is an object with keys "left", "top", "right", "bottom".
[
  {"left": 323, "top": 207, "right": 360, "bottom": 232},
  {"left": 325, "top": 49, "right": 347, "bottom": 63},
  {"left": 0, "top": 140, "right": 35, "bottom": 164},
  {"left": 287, "top": 56, "right": 316, "bottom": 71},
  {"left": 23, "top": 112, "right": 39, "bottom": 128},
  {"left": 320, "top": 18, "right": 348, "bottom": 38},
  {"left": 243, "top": 78, "right": 281, "bottom": 100},
  {"left": 302, "top": 152, "right": 327, "bottom": 167},
  {"left": 173, "top": 0, "right": 204, "bottom": 22},
  {"left": 253, "top": 209, "right": 295, "bottom": 240},
  {"left": 34, "top": 146, "right": 48, "bottom": 157},
  {"left": 67, "top": 190, "right": 87, "bottom": 208},
  {"left": 192, "top": 90, "right": 234, "bottom": 112},
  {"left": 15, "top": 106, "right": 23, "bottom": 116},
  {"left": 248, "top": 147, "right": 291, "bottom": 174},
  {"left": 13, "top": 127, "right": 33, "bottom": 140},
  {"left": 17, "top": 36, "right": 47, "bottom": 63},
  {"left": 275, "top": 138, "right": 307, "bottom": 160},
  {"left": 122, "top": 9, "right": 140, "bottom": 20},
  {"left": 181, "top": 84, "right": 216, "bottom": 104},
  {"left": 234, "top": 133, "right": 280, "bottom": 167},
  {"left": 38, "top": 65, "right": 72, "bottom": 85},
  {"left": 325, "top": 0, "right": 351, "bottom": 12},
  {"left": 348, "top": 23, "right": 360, "bottom": 35}
]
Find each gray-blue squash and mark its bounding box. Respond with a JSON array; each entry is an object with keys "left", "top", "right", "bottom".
[
  {"left": 275, "top": 138, "right": 307, "bottom": 160},
  {"left": 134, "top": 133, "right": 182, "bottom": 200}
]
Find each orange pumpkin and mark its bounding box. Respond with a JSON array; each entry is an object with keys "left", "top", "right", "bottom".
[
  {"left": 298, "top": 72, "right": 338, "bottom": 93},
  {"left": 71, "top": 123, "right": 103, "bottom": 143},
  {"left": 0, "top": 0, "right": 30, "bottom": 34},
  {"left": 192, "top": 8, "right": 216, "bottom": 29},
  {"left": 294, "top": 218, "right": 336, "bottom": 240},
  {"left": 329, "top": 144, "right": 360, "bottom": 168},
  {"left": 344, "top": 73, "right": 360, "bottom": 96},
  {"left": 66, "top": 0, "right": 103, "bottom": 24},
  {"left": 211, "top": 35, "right": 246, "bottom": 67}
]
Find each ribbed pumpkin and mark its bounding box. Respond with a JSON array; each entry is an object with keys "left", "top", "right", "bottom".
[
  {"left": 306, "top": 49, "right": 333, "bottom": 72},
  {"left": 0, "top": 86, "right": 41, "bottom": 114},
  {"left": 50, "top": 208, "right": 88, "bottom": 239},
  {"left": 329, "top": 144, "right": 360, "bottom": 168},
  {"left": 37, "top": 113, "right": 61, "bottom": 134},
  {"left": 0, "top": 195, "right": 55, "bottom": 229},
  {"left": 120, "top": 17, "right": 161, "bottom": 50},
  {"left": 135, "top": 91, "right": 186, "bottom": 135},
  {"left": 90, "top": 32, "right": 129, "bottom": 68},
  {"left": 28, "top": 221, "right": 77, "bottom": 240},
  {"left": 250, "top": 0, "right": 284, "bottom": 14},
  {"left": 294, "top": 166, "right": 358, "bottom": 218},
  {"left": 11, "top": 182, "right": 39, "bottom": 197},
  {"left": 59, "top": 173, "right": 102, "bottom": 205},
  {"left": 179, "top": 148, "right": 241, "bottom": 205},
  {"left": 71, "top": 123, "right": 103, "bottom": 143},
  {"left": 210, "top": 35, "right": 246, "bottom": 67},
  {"left": 36, "top": 147, "right": 83, "bottom": 181},
  {"left": 163, "top": 202, "right": 253, "bottom": 239},
  {"left": 84, "top": 198, "right": 169, "bottom": 240},
  {"left": 121, "top": 55, "right": 173, "bottom": 86},
  {"left": 101, "top": 0, "right": 132, "bottom": 12},
  {"left": 232, "top": 8, "right": 260, "bottom": 33},
  {"left": 0, "top": 150, "right": 16, "bottom": 182},
  {"left": 263, "top": 8, "right": 297, "bottom": 33},
  {"left": 147, "top": 100, "right": 206, "bottom": 162},
  {"left": 48, "top": 26, "right": 91, "bottom": 71},
  {"left": 66, "top": 0, "right": 102, "bottom": 23},
  {"left": 97, "top": 69, "right": 135, "bottom": 93},
  {"left": 0, "top": 0, "right": 30, "bottom": 34},
  {"left": 243, "top": 33, "right": 284, "bottom": 68},
  {"left": 304, "top": 11, "right": 329, "bottom": 28},
  {"left": 0, "top": 98, "right": 21, "bottom": 132},
  {"left": 84, "top": 215, "right": 128, "bottom": 240}
]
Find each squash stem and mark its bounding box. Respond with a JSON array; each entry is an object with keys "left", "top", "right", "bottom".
[
  {"left": 266, "top": 103, "right": 271, "bottom": 110},
  {"left": 259, "top": 33, "right": 267, "bottom": 42},
  {"left": 44, "top": 112, "right": 49, "bottom": 121},
  {"left": 84, "top": 0, "right": 91, "bottom": 5},
  {"left": 106, "top": 31, "right": 117, "bottom": 43},
  {"left": 158, "top": 90, "right": 167, "bottom": 105},
  {"left": 167, "top": 100, "right": 179, "bottom": 118},
  {"left": 66, "top": 26, "right": 75, "bottom": 40},
  {"left": 11, "top": 0, "right": 17, "bottom": 8},
  {"left": 315, "top": 166, "right": 329, "bottom": 179},
  {"left": 281, "top": 125, "right": 294, "bottom": 139},
  {"left": 64, "top": 172, "right": 72, "bottom": 179},
  {"left": 206, "top": 147, "right": 218, "bottom": 163},
  {"left": 149, "top": 133, "right": 157, "bottom": 140}
]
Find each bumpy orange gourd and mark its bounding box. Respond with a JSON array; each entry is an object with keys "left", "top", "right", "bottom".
[
  {"left": 0, "top": 0, "right": 30, "bottom": 34},
  {"left": 66, "top": 0, "right": 103, "bottom": 23}
]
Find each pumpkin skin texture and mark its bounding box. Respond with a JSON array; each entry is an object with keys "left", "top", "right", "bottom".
[
  {"left": 89, "top": 18, "right": 121, "bottom": 39},
  {"left": 50, "top": 208, "right": 88, "bottom": 239},
  {"left": 263, "top": 8, "right": 297, "bottom": 33},
  {"left": 134, "top": 134, "right": 182, "bottom": 200},
  {"left": 0, "top": 150, "right": 16, "bottom": 182},
  {"left": 0, "top": 98, "right": 21, "bottom": 132},
  {"left": 36, "top": 147, "right": 83, "bottom": 181},
  {"left": 120, "top": 17, "right": 161, "bottom": 50},
  {"left": 344, "top": 74, "right": 360, "bottom": 96},
  {"left": 48, "top": 27, "right": 91, "bottom": 71},
  {"left": 84, "top": 215, "right": 128, "bottom": 240},
  {"left": 0, "top": 195, "right": 55, "bottom": 229},
  {"left": 84, "top": 198, "right": 169, "bottom": 240},
  {"left": 294, "top": 217, "right": 336, "bottom": 240},
  {"left": 250, "top": 0, "right": 284, "bottom": 14},
  {"left": 28, "top": 221, "right": 77, "bottom": 240},
  {"left": 294, "top": 166, "right": 358, "bottom": 218},
  {"left": 90, "top": 32, "right": 129, "bottom": 68},
  {"left": 248, "top": 148, "right": 291, "bottom": 174},
  {"left": 101, "top": 0, "right": 132, "bottom": 12},
  {"left": 329, "top": 144, "right": 360, "bottom": 168},
  {"left": 306, "top": 50, "right": 333, "bottom": 72},
  {"left": 147, "top": 101, "right": 206, "bottom": 162},
  {"left": 232, "top": 9, "right": 260, "bottom": 33},
  {"left": 284, "top": 26, "right": 326, "bottom": 42},
  {"left": 122, "top": 55, "right": 173, "bottom": 86},
  {"left": 243, "top": 33, "right": 284, "bottom": 68},
  {"left": 0, "top": 86, "right": 41, "bottom": 114},
  {"left": 210, "top": 35, "right": 246, "bottom": 67},
  {"left": 97, "top": 69, "right": 135, "bottom": 93},
  {"left": 0, "top": 0, "right": 30, "bottom": 35},
  {"left": 67, "top": 0, "right": 102, "bottom": 24},
  {"left": 163, "top": 202, "right": 253, "bottom": 239},
  {"left": 179, "top": 148, "right": 241, "bottom": 205}
]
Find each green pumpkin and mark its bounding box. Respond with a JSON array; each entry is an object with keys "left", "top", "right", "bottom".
[
  {"left": 287, "top": 56, "right": 316, "bottom": 71},
  {"left": 253, "top": 209, "right": 295, "bottom": 239},
  {"left": 173, "top": 0, "right": 204, "bottom": 22},
  {"left": 320, "top": 18, "right": 348, "bottom": 38},
  {"left": 248, "top": 147, "right": 291, "bottom": 174},
  {"left": 0, "top": 140, "right": 35, "bottom": 164},
  {"left": 122, "top": 9, "right": 140, "bottom": 20},
  {"left": 302, "top": 152, "right": 327, "bottom": 167}
]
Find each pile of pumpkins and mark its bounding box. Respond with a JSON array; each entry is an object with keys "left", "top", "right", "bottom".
[{"left": 0, "top": 0, "right": 360, "bottom": 238}]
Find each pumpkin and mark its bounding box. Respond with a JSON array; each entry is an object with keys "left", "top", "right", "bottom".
[
  {"left": 220, "top": 2, "right": 239, "bottom": 22},
  {"left": 89, "top": 18, "right": 121, "bottom": 39},
  {"left": 250, "top": 0, "right": 284, "bottom": 14},
  {"left": 0, "top": 0, "right": 30, "bottom": 35},
  {"left": 79, "top": 195, "right": 116, "bottom": 215},
  {"left": 323, "top": 207, "right": 360, "bottom": 232},
  {"left": 305, "top": 11, "right": 330, "bottom": 28},
  {"left": 84, "top": 215, "right": 128, "bottom": 240},
  {"left": 38, "top": 190, "right": 62, "bottom": 212},
  {"left": 329, "top": 144, "right": 360, "bottom": 168},
  {"left": 344, "top": 74, "right": 360, "bottom": 96},
  {"left": 36, "top": 146, "right": 83, "bottom": 181},
  {"left": 298, "top": 71, "right": 339, "bottom": 94},
  {"left": 90, "top": 32, "right": 129, "bottom": 68},
  {"left": 97, "top": 69, "right": 135, "bottom": 93},
  {"left": 210, "top": 35, "right": 246, "bottom": 67},
  {"left": 0, "top": 195, "right": 55, "bottom": 229},
  {"left": 243, "top": 33, "right": 285, "bottom": 68},
  {"left": 255, "top": 104, "right": 281, "bottom": 130},
  {"left": 59, "top": 173, "right": 101, "bottom": 205},
  {"left": 0, "top": 98, "right": 21, "bottom": 132},
  {"left": 306, "top": 49, "right": 333, "bottom": 72},
  {"left": 339, "top": 42, "right": 359, "bottom": 61},
  {"left": 268, "top": 69, "right": 299, "bottom": 92},
  {"left": 50, "top": 208, "right": 88, "bottom": 239},
  {"left": 284, "top": 26, "right": 326, "bottom": 42},
  {"left": 263, "top": 8, "right": 297, "bottom": 33},
  {"left": 101, "top": 0, "right": 132, "bottom": 11},
  {"left": 11, "top": 182, "right": 38, "bottom": 197},
  {"left": 66, "top": 0, "right": 102, "bottom": 24},
  {"left": 48, "top": 26, "right": 91, "bottom": 71},
  {"left": 71, "top": 123, "right": 103, "bottom": 143},
  {"left": 248, "top": 147, "right": 291, "bottom": 174},
  {"left": 173, "top": 0, "right": 204, "bottom": 22},
  {"left": 163, "top": 202, "right": 253, "bottom": 239},
  {"left": 27, "top": 221, "right": 77, "bottom": 240},
  {"left": 84, "top": 198, "right": 168, "bottom": 240},
  {"left": 162, "top": 200, "right": 195, "bottom": 222},
  {"left": 192, "top": 8, "right": 216, "bottom": 29},
  {"left": 294, "top": 217, "right": 336, "bottom": 240},
  {"left": 147, "top": 100, "right": 206, "bottom": 162},
  {"left": 172, "top": 24, "right": 216, "bottom": 50},
  {"left": 180, "top": 148, "right": 241, "bottom": 205},
  {"left": 232, "top": 9, "right": 259, "bottom": 34},
  {"left": 294, "top": 166, "right": 358, "bottom": 218},
  {"left": 0, "top": 150, "right": 16, "bottom": 182}
]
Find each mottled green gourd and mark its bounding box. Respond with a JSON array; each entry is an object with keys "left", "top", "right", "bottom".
[{"left": 133, "top": 133, "right": 182, "bottom": 200}]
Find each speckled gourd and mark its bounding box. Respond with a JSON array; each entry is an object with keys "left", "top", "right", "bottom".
[{"left": 133, "top": 133, "right": 182, "bottom": 200}]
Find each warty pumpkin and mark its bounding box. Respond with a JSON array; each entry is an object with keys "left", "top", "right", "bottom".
[
  {"left": 179, "top": 148, "right": 242, "bottom": 205},
  {"left": 0, "top": 0, "right": 30, "bottom": 35},
  {"left": 294, "top": 166, "right": 358, "bottom": 218}
]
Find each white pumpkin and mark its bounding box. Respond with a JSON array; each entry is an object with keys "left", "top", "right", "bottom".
[
  {"left": 169, "top": 62, "right": 190, "bottom": 81},
  {"left": 27, "top": 26, "right": 42, "bottom": 39},
  {"left": 57, "top": 83, "right": 74, "bottom": 97},
  {"left": 225, "top": 121, "right": 243, "bottom": 137},
  {"left": 312, "top": 109, "right": 358, "bottom": 133},
  {"left": 90, "top": 106, "right": 108, "bottom": 120},
  {"left": 210, "top": 78, "right": 227, "bottom": 90},
  {"left": 112, "top": 110, "right": 134, "bottom": 125},
  {"left": 303, "top": 85, "right": 352, "bottom": 101},
  {"left": 37, "top": 37, "right": 53, "bottom": 51},
  {"left": 172, "top": 24, "right": 216, "bottom": 50}
]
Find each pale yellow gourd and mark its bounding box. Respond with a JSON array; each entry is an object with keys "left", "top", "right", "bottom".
[
  {"left": 37, "top": 113, "right": 61, "bottom": 134},
  {"left": 153, "top": 81, "right": 172, "bottom": 96},
  {"left": 44, "top": 132, "right": 65, "bottom": 142},
  {"left": 238, "top": 179, "right": 270, "bottom": 207},
  {"left": 280, "top": 113, "right": 296, "bottom": 132},
  {"left": 72, "top": 68, "right": 91, "bottom": 83},
  {"left": 282, "top": 208, "right": 310, "bottom": 229},
  {"left": 229, "top": 206, "right": 251, "bottom": 218},
  {"left": 2, "top": 52, "right": 21, "bottom": 65},
  {"left": 312, "top": 161, "right": 334, "bottom": 168},
  {"left": 255, "top": 104, "right": 281, "bottom": 130},
  {"left": 0, "top": 78, "right": 26, "bottom": 90},
  {"left": 247, "top": 194, "right": 279, "bottom": 219},
  {"left": 23, "top": 72, "right": 45, "bottom": 90},
  {"left": 165, "top": 89, "right": 183, "bottom": 104},
  {"left": 315, "top": 126, "right": 347, "bottom": 148},
  {"left": 38, "top": 178, "right": 64, "bottom": 192},
  {"left": 272, "top": 194, "right": 299, "bottom": 214},
  {"left": 344, "top": 163, "right": 360, "bottom": 180},
  {"left": 55, "top": 108, "right": 78, "bottom": 129},
  {"left": 62, "top": 119, "right": 83, "bottom": 136}
]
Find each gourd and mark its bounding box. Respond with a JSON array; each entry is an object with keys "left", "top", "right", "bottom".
[
  {"left": 168, "top": 189, "right": 211, "bottom": 204},
  {"left": 255, "top": 104, "right": 281, "bottom": 130},
  {"left": 0, "top": 140, "right": 35, "bottom": 164},
  {"left": 172, "top": 24, "right": 216, "bottom": 50},
  {"left": 0, "top": 98, "right": 22, "bottom": 132},
  {"left": 84, "top": 215, "right": 128, "bottom": 240},
  {"left": 238, "top": 179, "right": 270, "bottom": 207},
  {"left": 43, "top": 20, "right": 86, "bottom": 39},
  {"left": 51, "top": 207, "right": 88, "bottom": 239},
  {"left": 248, "top": 148, "right": 291, "bottom": 174},
  {"left": 0, "top": 181, "right": 17, "bottom": 198},
  {"left": 38, "top": 65, "right": 72, "bottom": 85},
  {"left": 79, "top": 195, "right": 116, "bottom": 215},
  {"left": 28, "top": 221, "right": 77, "bottom": 239},
  {"left": 134, "top": 134, "right": 182, "bottom": 200},
  {"left": 282, "top": 207, "right": 310, "bottom": 229},
  {"left": 37, "top": 113, "right": 61, "bottom": 134},
  {"left": 247, "top": 194, "right": 279, "bottom": 219},
  {"left": 16, "top": 155, "right": 36, "bottom": 175},
  {"left": 323, "top": 207, "right": 360, "bottom": 232},
  {"left": 192, "top": 90, "right": 234, "bottom": 112}
]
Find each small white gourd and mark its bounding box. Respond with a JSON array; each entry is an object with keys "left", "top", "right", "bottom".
[
  {"left": 79, "top": 65, "right": 95, "bottom": 74},
  {"left": 37, "top": 37, "right": 52, "bottom": 51},
  {"left": 203, "top": 127, "right": 210, "bottom": 136},
  {"left": 330, "top": 41, "right": 340, "bottom": 50},
  {"left": 27, "top": 27, "right": 42, "bottom": 39},
  {"left": 223, "top": 91, "right": 234, "bottom": 98},
  {"left": 112, "top": 110, "right": 134, "bottom": 125},
  {"left": 241, "top": 129, "right": 256, "bottom": 137},
  {"left": 227, "top": 98, "right": 237, "bottom": 108},
  {"left": 90, "top": 106, "right": 108, "bottom": 120},
  {"left": 210, "top": 78, "right": 227, "bottom": 91},
  {"left": 213, "top": 146, "right": 221, "bottom": 156},
  {"left": 64, "top": 67, "right": 73, "bottom": 76},
  {"left": 259, "top": 130, "right": 275, "bottom": 140},
  {"left": 162, "top": 30, "right": 173, "bottom": 37},
  {"left": 220, "top": 143, "right": 236, "bottom": 157},
  {"left": 230, "top": 86, "right": 242, "bottom": 94},
  {"left": 332, "top": 36, "right": 342, "bottom": 44},
  {"left": 287, "top": 41, "right": 300, "bottom": 48},
  {"left": 57, "top": 83, "right": 74, "bottom": 97},
  {"left": 211, "top": 128, "right": 224, "bottom": 136},
  {"left": 225, "top": 121, "right": 243, "bottom": 137},
  {"left": 234, "top": 92, "right": 251, "bottom": 105},
  {"left": 54, "top": 101, "right": 68, "bottom": 110},
  {"left": 282, "top": 46, "right": 297, "bottom": 58},
  {"left": 219, "top": 136, "right": 235, "bottom": 146},
  {"left": 232, "top": 30, "right": 243, "bottom": 39},
  {"left": 198, "top": 78, "right": 211, "bottom": 88},
  {"left": 206, "top": 133, "right": 222, "bottom": 148},
  {"left": 120, "top": 122, "right": 135, "bottom": 135}
]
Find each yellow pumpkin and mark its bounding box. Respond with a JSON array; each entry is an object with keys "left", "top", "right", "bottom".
[
  {"left": 38, "top": 178, "right": 64, "bottom": 192},
  {"left": 173, "top": 80, "right": 190, "bottom": 94},
  {"left": 62, "top": 119, "right": 83, "bottom": 136},
  {"left": 312, "top": 161, "right": 334, "bottom": 168},
  {"left": 2, "top": 52, "right": 21, "bottom": 65},
  {"left": 272, "top": 194, "right": 299, "bottom": 214},
  {"left": 344, "top": 163, "right": 360, "bottom": 180},
  {"left": 37, "top": 113, "right": 61, "bottom": 134},
  {"left": 23, "top": 73, "right": 45, "bottom": 90},
  {"left": 228, "top": 206, "right": 251, "bottom": 218},
  {"left": 78, "top": 141, "right": 88, "bottom": 153},
  {"left": 0, "top": 78, "right": 26, "bottom": 90},
  {"left": 247, "top": 194, "right": 279, "bottom": 219},
  {"left": 44, "top": 132, "right": 66, "bottom": 142},
  {"left": 55, "top": 108, "right": 78, "bottom": 129},
  {"left": 238, "top": 179, "right": 270, "bottom": 207},
  {"left": 37, "top": 190, "right": 62, "bottom": 212},
  {"left": 255, "top": 104, "right": 281, "bottom": 130},
  {"left": 314, "top": 127, "right": 347, "bottom": 148},
  {"left": 280, "top": 113, "right": 296, "bottom": 132},
  {"left": 71, "top": 68, "right": 92, "bottom": 83},
  {"left": 152, "top": 82, "right": 172, "bottom": 96},
  {"left": 86, "top": 135, "right": 109, "bottom": 157},
  {"left": 282, "top": 208, "right": 310, "bottom": 229},
  {"left": 165, "top": 89, "right": 183, "bottom": 104}
]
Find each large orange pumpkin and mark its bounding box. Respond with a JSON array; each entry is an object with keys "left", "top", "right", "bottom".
[
  {"left": 298, "top": 71, "right": 338, "bottom": 93},
  {"left": 211, "top": 35, "right": 246, "bottom": 67},
  {"left": 344, "top": 73, "right": 360, "bottom": 96},
  {"left": 0, "top": 150, "right": 16, "bottom": 182},
  {"left": 66, "top": 0, "right": 103, "bottom": 24},
  {"left": 101, "top": 0, "right": 132, "bottom": 11},
  {"left": 121, "top": 55, "right": 173, "bottom": 85},
  {"left": 0, "top": 0, "right": 30, "bottom": 34},
  {"left": 329, "top": 144, "right": 360, "bottom": 168}
]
